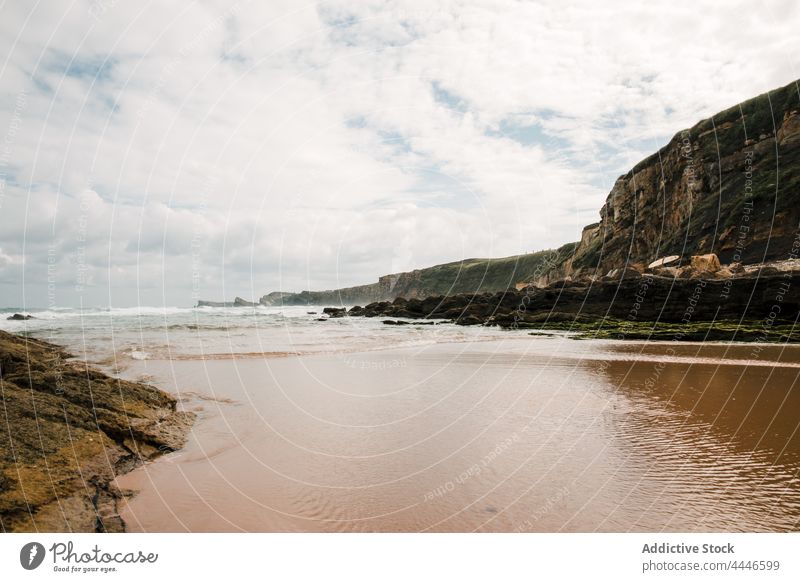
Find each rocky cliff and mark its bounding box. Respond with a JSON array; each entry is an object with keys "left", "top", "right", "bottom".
[
  {"left": 220, "top": 80, "right": 799, "bottom": 306},
  {"left": 266, "top": 244, "right": 575, "bottom": 306},
  {"left": 552, "top": 78, "right": 800, "bottom": 281},
  {"left": 321, "top": 80, "right": 800, "bottom": 337}
]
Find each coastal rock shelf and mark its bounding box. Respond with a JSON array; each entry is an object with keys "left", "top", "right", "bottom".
[
  {"left": 0, "top": 330, "right": 194, "bottom": 532},
  {"left": 334, "top": 265, "right": 800, "bottom": 342}
]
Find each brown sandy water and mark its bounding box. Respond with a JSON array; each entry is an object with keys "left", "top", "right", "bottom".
[{"left": 116, "top": 337, "right": 800, "bottom": 532}]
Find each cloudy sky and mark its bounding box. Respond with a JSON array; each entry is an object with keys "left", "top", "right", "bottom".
[{"left": 0, "top": 0, "right": 797, "bottom": 307}]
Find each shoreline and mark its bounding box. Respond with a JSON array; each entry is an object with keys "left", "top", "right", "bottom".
[{"left": 0, "top": 330, "right": 195, "bottom": 532}]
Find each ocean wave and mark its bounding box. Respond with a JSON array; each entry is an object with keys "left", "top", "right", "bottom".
[
  {"left": 0, "top": 304, "right": 327, "bottom": 320},
  {"left": 1, "top": 307, "right": 516, "bottom": 366}
]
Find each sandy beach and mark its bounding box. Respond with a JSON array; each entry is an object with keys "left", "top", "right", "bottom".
[{"left": 116, "top": 337, "right": 800, "bottom": 532}]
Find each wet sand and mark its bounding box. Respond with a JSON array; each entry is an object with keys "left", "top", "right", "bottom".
[{"left": 116, "top": 337, "right": 800, "bottom": 532}]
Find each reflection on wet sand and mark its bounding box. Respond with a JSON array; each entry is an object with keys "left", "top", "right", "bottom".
[
  {"left": 597, "top": 344, "right": 800, "bottom": 531},
  {"left": 117, "top": 338, "right": 800, "bottom": 532}
]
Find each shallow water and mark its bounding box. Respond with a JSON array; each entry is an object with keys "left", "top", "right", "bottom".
[
  {"left": 0, "top": 305, "right": 509, "bottom": 364},
  {"left": 109, "top": 336, "right": 800, "bottom": 532}
]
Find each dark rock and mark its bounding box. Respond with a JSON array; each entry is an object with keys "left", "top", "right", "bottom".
[
  {"left": 619, "top": 268, "right": 643, "bottom": 279},
  {"left": 343, "top": 272, "right": 800, "bottom": 327},
  {"left": 6, "top": 313, "right": 34, "bottom": 320},
  {"left": 322, "top": 307, "right": 347, "bottom": 318},
  {"left": 421, "top": 296, "right": 442, "bottom": 312},
  {"left": 360, "top": 301, "right": 393, "bottom": 317},
  {"left": 392, "top": 309, "right": 420, "bottom": 319},
  {"left": 437, "top": 307, "right": 466, "bottom": 319}
]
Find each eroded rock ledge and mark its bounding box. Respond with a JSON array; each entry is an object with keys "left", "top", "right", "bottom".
[
  {"left": 0, "top": 330, "right": 194, "bottom": 532},
  {"left": 334, "top": 259, "right": 800, "bottom": 342}
]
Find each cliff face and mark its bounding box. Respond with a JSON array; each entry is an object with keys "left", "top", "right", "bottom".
[
  {"left": 243, "top": 80, "right": 800, "bottom": 305},
  {"left": 560, "top": 79, "right": 800, "bottom": 279}
]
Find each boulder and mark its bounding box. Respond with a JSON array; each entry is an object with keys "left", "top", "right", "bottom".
[
  {"left": 690, "top": 253, "right": 721, "bottom": 272},
  {"left": 438, "top": 307, "right": 467, "bottom": 319},
  {"left": 648, "top": 255, "right": 681, "bottom": 269},
  {"left": 6, "top": 313, "right": 34, "bottom": 320},
  {"left": 322, "top": 307, "right": 347, "bottom": 318},
  {"left": 392, "top": 309, "right": 419, "bottom": 319}
]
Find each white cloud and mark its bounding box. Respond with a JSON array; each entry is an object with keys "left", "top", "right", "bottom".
[{"left": 0, "top": 0, "right": 797, "bottom": 306}]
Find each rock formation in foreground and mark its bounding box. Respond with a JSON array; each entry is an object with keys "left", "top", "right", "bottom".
[{"left": 0, "top": 330, "right": 195, "bottom": 532}]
